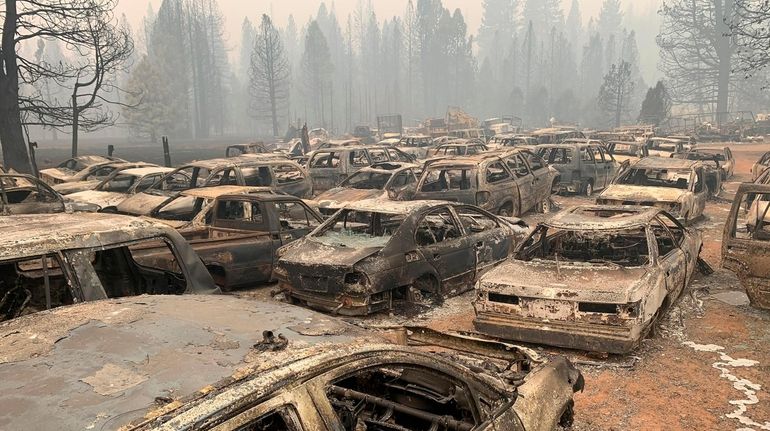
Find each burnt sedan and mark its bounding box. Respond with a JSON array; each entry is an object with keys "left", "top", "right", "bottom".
[
  {"left": 473, "top": 206, "right": 702, "bottom": 354},
  {"left": 313, "top": 162, "right": 421, "bottom": 215},
  {"left": 275, "top": 200, "right": 527, "bottom": 316}
]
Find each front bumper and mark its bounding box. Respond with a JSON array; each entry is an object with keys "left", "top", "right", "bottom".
[
  {"left": 280, "top": 281, "right": 390, "bottom": 316},
  {"left": 473, "top": 312, "right": 643, "bottom": 354}
]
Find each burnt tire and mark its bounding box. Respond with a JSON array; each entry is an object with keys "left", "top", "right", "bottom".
[
  {"left": 409, "top": 275, "right": 442, "bottom": 306},
  {"left": 497, "top": 202, "right": 514, "bottom": 217},
  {"left": 583, "top": 180, "right": 594, "bottom": 197}
]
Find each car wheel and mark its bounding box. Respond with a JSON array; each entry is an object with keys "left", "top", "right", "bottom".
[
  {"left": 584, "top": 181, "right": 594, "bottom": 197},
  {"left": 498, "top": 203, "right": 514, "bottom": 217},
  {"left": 409, "top": 275, "right": 442, "bottom": 306}
]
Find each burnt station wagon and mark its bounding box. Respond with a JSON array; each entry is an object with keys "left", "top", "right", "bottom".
[
  {"left": 414, "top": 150, "right": 557, "bottom": 217},
  {"left": 275, "top": 200, "right": 527, "bottom": 316},
  {"left": 597, "top": 157, "right": 720, "bottom": 224},
  {"left": 536, "top": 140, "right": 618, "bottom": 196},
  {"left": 474, "top": 205, "right": 702, "bottom": 354}
]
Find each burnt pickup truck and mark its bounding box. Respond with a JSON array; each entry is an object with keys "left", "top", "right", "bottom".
[{"left": 148, "top": 192, "right": 323, "bottom": 290}]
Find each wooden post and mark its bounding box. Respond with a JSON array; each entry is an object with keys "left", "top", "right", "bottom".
[
  {"left": 28, "top": 141, "right": 39, "bottom": 177},
  {"left": 107, "top": 144, "right": 115, "bottom": 158},
  {"left": 162, "top": 136, "right": 171, "bottom": 167}
]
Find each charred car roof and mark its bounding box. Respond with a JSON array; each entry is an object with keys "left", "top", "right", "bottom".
[
  {"left": 631, "top": 157, "right": 700, "bottom": 170},
  {"left": 179, "top": 185, "right": 278, "bottom": 199},
  {"left": 339, "top": 199, "right": 458, "bottom": 214},
  {"left": 544, "top": 205, "right": 665, "bottom": 230},
  {"left": 117, "top": 166, "right": 175, "bottom": 176},
  {"left": 424, "top": 150, "right": 525, "bottom": 167},
  {"left": 0, "top": 213, "right": 180, "bottom": 260},
  {"left": 0, "top": 295, "right": 371, "bottom": 430}
]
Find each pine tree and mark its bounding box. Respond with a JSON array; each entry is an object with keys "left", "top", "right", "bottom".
[
  {"left": 123, "top": 56, "right": 180, "bottom": 142},
  {"left": 638, "top": 81, "right": 672, "bottom": 125},
  {"left": 250, "top": 15, "right": 291, "bottom": 137},
  {"left": 598, "top": 61, "right": 634, "bottom": 128},
  {"left": 301, "top": 21, "right": 333, "bottom": 126}
]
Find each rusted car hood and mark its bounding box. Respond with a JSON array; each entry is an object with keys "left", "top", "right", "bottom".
[
  {"left": 52, "top": 179, "right": 101, "bottom": 194},
  {"left": 117, "top": 192, "right": 172, "bottom": 216},
  {"left": 280, "top": 238, "right": 382, "bottom": 268},
  {"left": 68, "top": 190, "right": 128, "bottom": 209},
  {"left": 315, "top": 188, "right": 386, "bottom": 209},
  {"left": 0, "top": 295, "right": 370, "bottom": 431},
  {"left": 481, "top": 259, "right": 651, "bottom": 303},
  {"left": 600, "top": 185, "right": 687, "bottom": 203}
]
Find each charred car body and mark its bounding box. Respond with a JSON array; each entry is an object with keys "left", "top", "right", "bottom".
[
  {"left": 66, "top": 166, "right": 176, "bottom": 211},
  {"left": 751, "top": 151, "right": 770, "bottom": 181},
  {"left": 39, "top": 155, "right": 125, "bottom": 185},
  {"left": 307, "top": 146, "right": 416, "bottom": 193},
  {"left": 606, "top": 141, "right": 650, "bottom": 164},
  {"left": 415, "top": 150, "right": 556, "bottom": 217},
  {"left": 147, "top": 189, "right": 323, "bottom": 290},
  {"left": 276, "top": 200, "right": 527, "bottom": 316},
  {"left": 116, "top": 156, "right": 311, "bottom": 216},
  {"left": 673, "top": 147, "right": 735, "bottom": 180},
  {"left": 722, "top": 183, "right": 770, "bottom": 310},
  {"left": 597, "top": 157, "right": 720, "bottom": 224},
  {"left": 0, "top": 174, "right": 98, "bottom": 215},
  {"left": 0, "top": 295, "right": 582, "bottom": 431},
  {"left": 52, "top": 162, "right": 156, "bottom": 195},
  {"left": 0, "top": 213, "right": 216, "bottom": 322},
  {"left": 474, "top": 206, "right": 702, "bottom": 353},
  {"left": 429, "top": 140, "right": 490, "bottom": 157},
  {"left": 535, "top": 140, "right": 618, "bottom": 196},
  {"left": 313, "top": 162, "right": 421, "bottom": 215}
]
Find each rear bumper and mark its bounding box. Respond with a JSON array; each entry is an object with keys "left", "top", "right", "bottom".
[{"left": 473, "top": 312, "right": 642, "bottom": 354}]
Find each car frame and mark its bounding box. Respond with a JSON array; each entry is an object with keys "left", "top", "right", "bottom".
[
  {"left": 275, "top": 200, "right": 527, "bottom": 316},
  {"left": 474, "top": 205, "right": 702, "bottom": 353},
  {"left": 673, "top": 147, "right": 735, "bottom": 180},
  {"left": 535, "top": 139, "right": 618, "bottom": 196}
]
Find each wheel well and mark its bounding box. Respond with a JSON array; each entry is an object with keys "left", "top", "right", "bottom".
[
  {"left": 206, "top": 264, "right": 227, "bottom": 287},
  {"left": 413, "top": 273, "right": 440, "bottom": 294},
  {"left": 99, "top": 206, "right": 118, "bottom": 213}
]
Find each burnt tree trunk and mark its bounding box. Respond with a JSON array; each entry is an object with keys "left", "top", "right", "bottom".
[
  {"left": 715, "top": 0, "right": 734, "bottom": 123},
  {"left": 0, "top": 0, "right": 32, "bottom": 173}
]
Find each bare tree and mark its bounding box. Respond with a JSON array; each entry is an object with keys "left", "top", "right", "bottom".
[
  {"left": 598, "top": 61, "right": 634, "bottom": 128},
  {"left": 731, "top": 0, "right": 770, "bottom": 80},
  {"left": 657, "top": 0, "right": 735, "bottom": 116},
  {"left": 0, "top": 0, "right": 133, "bottom": 172},
  {"left": 249, "top": 14, "right": 290, "bottom": 137}
]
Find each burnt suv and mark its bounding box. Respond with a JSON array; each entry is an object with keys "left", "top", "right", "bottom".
[
  {"left": 535, "top": 139, "right": 618, "bottom": 196},
  {"left": 414, "top": 150, "right": 557, "bottom": 217}
]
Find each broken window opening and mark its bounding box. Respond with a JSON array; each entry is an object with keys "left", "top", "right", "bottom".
[
  {"left": 342, "top": 171, "right": 392, "bottom": 190},
  {"left": 517, "top": 226, "right": 651, "bottom": 267},
  {"left": 416, "top": 208, "right": 462, "bottom": 246},
  {"left": 155, "top": 196, "right": 206, "bottom": 222},
  {"left": 0, "top": 254, "right": 68, "bottom": 322},
  {"left": 327, "top": 365, "right": 478, "bottom": 431},
  {"left": 616, "top": 168, "right": 691, "bottom": 190},
  {"left": 420, "top": 169, "right": 474, "bottom": 192},
  {"left": 313, "top": 210, "right": 405, "bottom": 248}
]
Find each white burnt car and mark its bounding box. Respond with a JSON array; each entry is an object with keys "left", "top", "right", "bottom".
[
  {"left": 596, "top": 157, "right": 720, "bottom": 224},
  {"left": 473, "top": 205, "right": 702, "bottom": 354}
]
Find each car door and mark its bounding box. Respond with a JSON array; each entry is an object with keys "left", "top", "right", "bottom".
[
  {"left": 651, "top": 217, "right": 688, "bottom": 301},
  {"left": 454, "top": 206, "right": 512, "bottom": 277},
  {"left": 503, "top": 155, "right": 533, "bottom": 215},
  {"left": 580, "top": 147, "right": 598, "bottom": 189},
  {"left": 308, "top": 151, "right": 342, "bottom": 192},
  {"left": 591, "top": 145, "right": 610, "bottom": 189},
  {"left": 414, "top": 206, "right": 475, "bottom": 291},
  {"left": 521, "top": 150, "right": 551, "bottom": 197},
  {"left": 387, "top": 170, "right": 418, "bottom": 200}
]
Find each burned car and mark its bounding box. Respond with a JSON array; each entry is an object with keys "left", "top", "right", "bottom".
[
  {"left": 722, "top": 183, "right": 770, "bottom": 309},
  {"left": 39, "top": 155, "right": 125, "bottom": 185},
  {"left": 66, "top": 166, "right": 175, "bottom": 211},
  {"left": 276, "top": 200, "right": 527, "bottom": 316},
  {"left": 225, "top": 142, "right": 269, "bottom": 157},
  {"left": 534, "top": 140, "right": 617, "bottom": 196},
  {"left": 645, "top": 137, "right": 685, "bottom": 158},
  {"left": 414, "top": 150, "right": 557, "bottom": 217},
  {"left": 0, "top": 295, "right": 582, "bottom": 431},
  {"left": 395, "top": 134, "right": 435, "bottom": 159},
  {"left": 117, "top": 156, "right": 311, "bottom": 216},
  {"left": 0, "top": 213, "right": 216, "bottom": 322},
  {"left": 474, "top": 205, "right": 702, "bottom": 353},
  {"left": 751, "top": 151, "right": 770, "bottom": 181},
  {"left": 52, "top": 162, "right": 157, "bottom": 195},
  {"left": 596, "top": 157, "right": 720, "bottom": 224},
  {"left": 0, "top": 174, "right": 98, "bottom": 215},
  {"left": 606, "top": 141, "right": 650, "bottom": 164},
  {"left": 313, "top": 162, "right": 421, "bottom": 215},
  {"left": 673, "top": 147, "right": 735, "bottom": 180},
  {"left": 428, "top": 140, "right": 489, "bottom": 157},
  {"left": 307, "top": 145, "right": 416, "bottom": 193},
  {"left": 148, "top": 190, "right": 323, "bottom": 290}
]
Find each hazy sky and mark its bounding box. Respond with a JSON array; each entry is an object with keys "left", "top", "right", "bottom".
[{"left": 116, "top": 0, "right": 661, "bottom": 51}]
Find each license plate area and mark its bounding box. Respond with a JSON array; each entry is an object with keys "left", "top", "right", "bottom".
[{"left": 301, "top": 275, "right": 329, "bottom": 293}]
